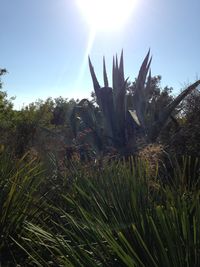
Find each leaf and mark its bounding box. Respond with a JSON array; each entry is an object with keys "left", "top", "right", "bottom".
[
  {"left": 149, "top": 79, "right": 200, "bottom": 141},
  {"left": 88, "top": 57, "right": 101, "bottom": 104},
  {"left": 103, "top": 57, "right": 109, "bottom": 87},
  {"left": 128, "top": 110, "right": 141, "bottom": 126}
]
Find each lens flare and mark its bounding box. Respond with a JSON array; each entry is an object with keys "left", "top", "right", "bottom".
[{"left": 77, "top": 0, "right": 136, "bottom": 32}]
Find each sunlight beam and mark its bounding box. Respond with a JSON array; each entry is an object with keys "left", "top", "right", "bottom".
[{"left": 75, "top": 29, "right": 96, "bottom": 91}]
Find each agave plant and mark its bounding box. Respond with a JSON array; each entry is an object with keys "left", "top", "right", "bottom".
[
  {"left": 89, "top": 52, "right": 128, "bottom": 146},
  {"left": 71, "top": 51, "right": 134, "bottom": 155},
  {"left": 71, "top": 51, "right": 200, "bottom": 155}
]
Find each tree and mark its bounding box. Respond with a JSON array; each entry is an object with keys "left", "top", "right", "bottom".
[
  {"left": 0, "top": 69, "right": 15, "bottom": 129},
  {"left": 51, "top": 97, "right": 76, "bottom": 126},
  {"left": 0, "top": 68, "right": 7, "bottom": 89}
]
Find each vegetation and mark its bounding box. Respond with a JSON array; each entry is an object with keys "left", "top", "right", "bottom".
[
  {"left": 165, "top": 88, "right": 200, "bottom": 157},
  {"left": 0, "top": 150, "right": 46, "bottom": 265},
  {"left": 1, "top": 157, "right": 199, "bottom": 266},
  {"left": 0, "top": 52, "right": 200, "bottom": 266},
  {"left": 71, "top": 51, "right": 200, "bottom": 157}
]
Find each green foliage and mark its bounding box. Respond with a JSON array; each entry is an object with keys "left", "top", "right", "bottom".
[
  {"left": 0, "top": 150, "right": 46, "bottom": 265},
  {"left": 88, "top": 51, "right": 130, "bottom": 150},
  {"left": 0, "top": 70, "right": 15, "bottom": 130},
  {"left": 20, "top": 158, "right": 200, "bottom": 267},
  {"left": 0, "top": 95, "right": 77, "bottom": 156},
  {"left": 72, "top": 51, "right": 200, "bottom": 157},
  {"left": 1, "top": 54, "right": 200, "bottom": 266},
  {"left": 51, "top": 97, "right": 76, "bottom": 126},
  {"left": 0, "top": 68, "right": 7, "bottom": 89},
  {"left": 127, "top": 75, "right": 174, "bottom": 120},
  {"left": 167, "top": 88, "right": 200, "bottom": 156},
  {"left": 70, "top": 98, "right": 104, "bottom": 156}
]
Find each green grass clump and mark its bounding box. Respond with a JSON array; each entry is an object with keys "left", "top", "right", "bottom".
[
  {"left": 21, "top": 157, "right": 200, "bottom": 267},
  {"left": 0, "top": 150, "right": 47, "bottom": 266}
]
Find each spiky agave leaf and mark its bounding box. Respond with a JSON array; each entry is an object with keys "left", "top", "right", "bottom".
[
  {"left": 132, "top": 50, "right": 152, "bottom": 129},
  {"left": 111, "top": 51, "right": 128, "bottom": 145},
  {"left": 144, "top": 70, "right": 152, "bottom": 101},
  {"left": 112, "top": 54, "right": 120, "bottom": 96},
  {"left": 135, "top": 49, "right": 151, "bottom": 96},
  {"left": 103, "top": 57, "right": 109, "bottom": 87},
  {"left": 112, "top": 56, "right": 116, "bottom": 91},
  {"left": 128, "top": 110, "right": 141, "bottom": 126},
  {"left": 89, "top": 57, "right": 117, "bottom": 141},
  {"left": 88, "top": 56, "right": 122, "bottom": 144},
  {"left": 149, "top": 79, "right": 200, "bottom": 141},
  {"left": 88, "top": 57, "right": 101, "bottom": 105},
  {"left": 98, "top": 87, "right": 117, "bottom": 141},
  {"left": 119, "top": 50, "right": 125, "bottom": 84},
  {"left": 112, "top": 51, "right": 125, "bottom": 92},
  {"left": 112, "top": 51, "right": 126, "bottom": 95}
]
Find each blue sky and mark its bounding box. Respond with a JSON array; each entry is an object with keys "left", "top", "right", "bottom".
[{"left": 0, "top": 0, "right": 200, "bottom": 109}]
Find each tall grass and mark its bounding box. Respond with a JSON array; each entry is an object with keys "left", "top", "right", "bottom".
[
  {"left": 21, "top": 157, "right": 200, "bottom": 266},
  {"left": 0, "top": 150, "right": 47, "bottom": 265}
]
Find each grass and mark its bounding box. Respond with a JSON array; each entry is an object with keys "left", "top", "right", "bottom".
[
  {"left": 17, "top": 157, "right": 200, "bottom": 267},
  {"left": 0, "top": 150, "right": 47, "bottom": 265}
]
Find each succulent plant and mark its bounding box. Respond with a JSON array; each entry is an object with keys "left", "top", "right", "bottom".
[
  {"left": 130, "top": 52, "right": 200, "bottom": 141},
  {"left": 71, "top": 51, "right": 200, "bottom": 156}
]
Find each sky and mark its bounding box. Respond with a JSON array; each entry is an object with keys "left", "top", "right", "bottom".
[{"left": 0, "top": 0, "right": 200, "bottom": 109}]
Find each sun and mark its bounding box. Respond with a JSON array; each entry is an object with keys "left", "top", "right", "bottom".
[{"left": 77, "top": 0, "right": 136, "bottom": 32}]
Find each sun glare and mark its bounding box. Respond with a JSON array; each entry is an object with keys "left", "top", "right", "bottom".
[{"left": 77, "top": 0, "right": 136, "bottom": 32}]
